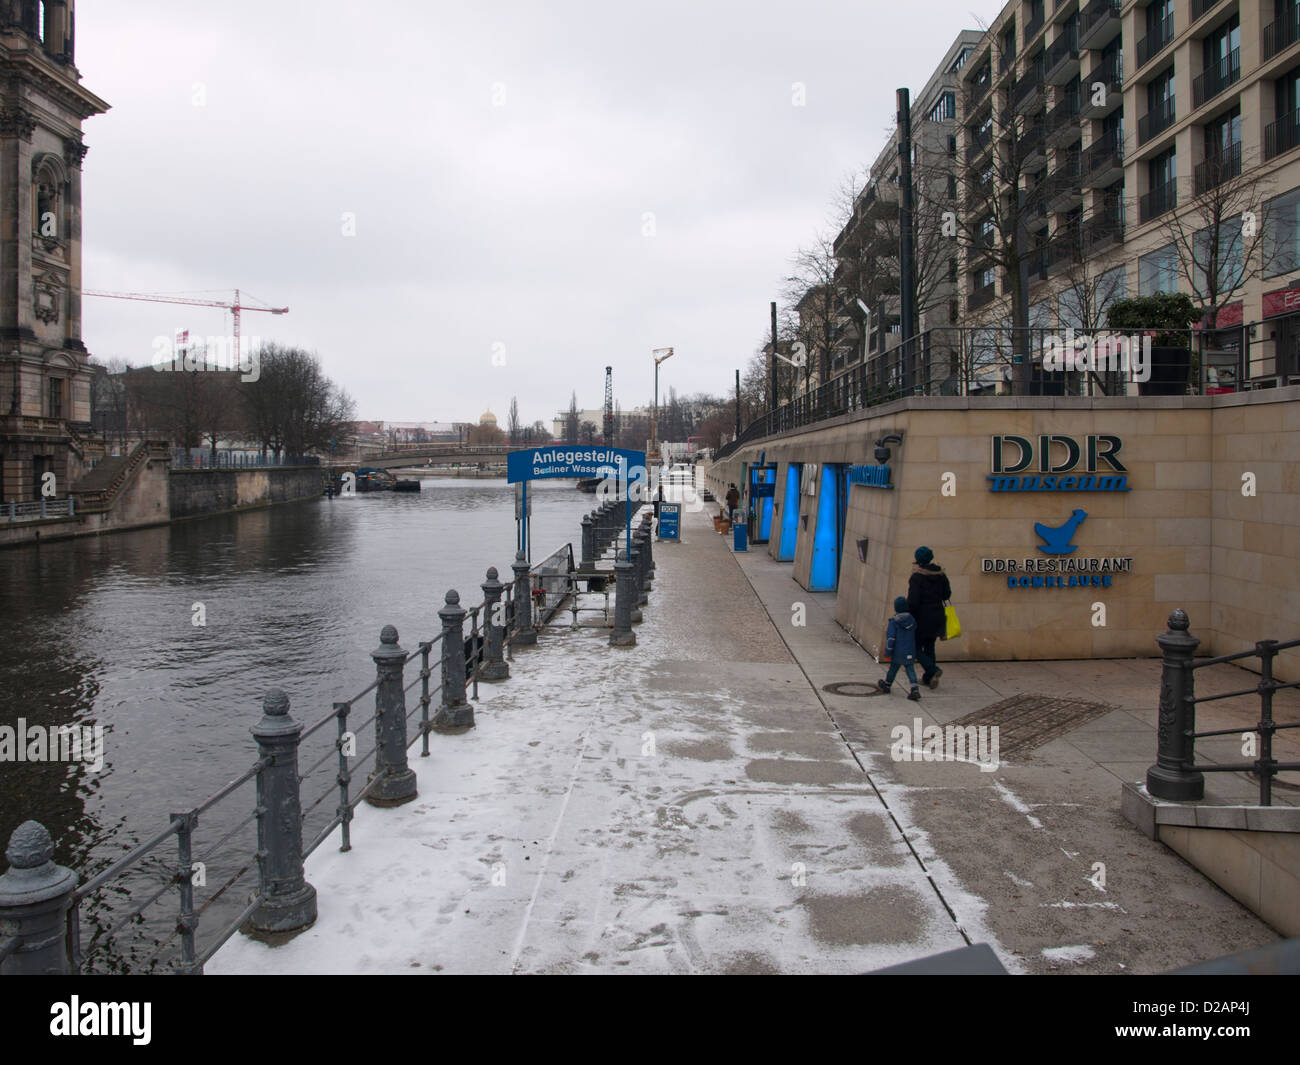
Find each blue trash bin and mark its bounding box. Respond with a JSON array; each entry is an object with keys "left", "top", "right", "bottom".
[{"left": 733, "top": 522, "right": 748, "bottom": 552}]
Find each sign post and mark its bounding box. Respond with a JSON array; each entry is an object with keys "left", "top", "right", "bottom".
[
  {"left": 507, "top": 446, "right": 648, "bottom": 560},
  {"left": 658, "top": 503, "right": 681, "bottom": 541}
]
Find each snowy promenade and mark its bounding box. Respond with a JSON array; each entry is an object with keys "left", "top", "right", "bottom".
[{"left": 210, "top": 506, "right": 1286, "bottom": 974}]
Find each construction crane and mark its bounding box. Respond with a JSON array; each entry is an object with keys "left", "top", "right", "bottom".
[
  {"left": 602, "top": 366, "right": 614, "bottom": 446},
  {"left": 83, "top": 289, "right": 288, "bottom": 369}
]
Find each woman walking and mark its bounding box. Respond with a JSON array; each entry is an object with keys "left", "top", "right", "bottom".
[{"left": 907, "top": 546, "right": 951, "bottom": 689}]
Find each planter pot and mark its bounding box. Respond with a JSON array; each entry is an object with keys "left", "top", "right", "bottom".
[{"left": 1137, "top": 346, "right": 1191, "bottom": 396}]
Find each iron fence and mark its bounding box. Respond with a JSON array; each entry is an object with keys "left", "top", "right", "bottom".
[{"left": 169, "top": 449, "right": 321, "bottom": 469}]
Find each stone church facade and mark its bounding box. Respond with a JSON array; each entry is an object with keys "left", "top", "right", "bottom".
[{"left": 0, "top": 1, "right": 108, "bottom": 502}]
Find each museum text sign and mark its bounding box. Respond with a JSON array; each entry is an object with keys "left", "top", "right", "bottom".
[{"left": 987, "top": 435, "right": 1129, "bottom": 492}]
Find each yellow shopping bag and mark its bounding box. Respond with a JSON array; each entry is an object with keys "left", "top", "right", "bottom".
[{"left": 942, "top": 602, "right": 961, "bottom": 641}]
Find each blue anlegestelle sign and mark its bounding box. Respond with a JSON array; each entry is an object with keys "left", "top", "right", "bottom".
[{"left": 507, "top": 446, "right": 646, "bottom": 483}]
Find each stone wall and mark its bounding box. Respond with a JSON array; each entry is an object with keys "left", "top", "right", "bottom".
[
  {"left": 707, "top": 388, "right": 1300, "bottom": 679},
  {"left": 169, "top": 466, "right": 324, "bottom": 519}
]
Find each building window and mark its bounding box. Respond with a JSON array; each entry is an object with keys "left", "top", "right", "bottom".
[
  {"left": 1193, "top": 218, "right": 1245, "bottom": 295},
  {"left": 928, "top": 91, "right": 956, "bottom": 123},
  {"left": 1138, "top": 242, "right": 1180, "bottom": 295},
  {"left": 951, "top": 45, "right": 975, "bottom": 73},
  {"left": 47, "top": 376, "right": 63, "bottom": 420},
  {"left": 979, "top": 265, "right": 997, "bottom": 288},
  {"left": 948, "top": 257, "right": 958, "bottom": 282},
  {"left": 947, "top": 174, "right": 958, "bottom": 198},
  {"left": 947, "top": 134, "right": 957, "bottom": 156},
  {"left": 1264, "top": 186, "right": 1300, "bottom": 277}
]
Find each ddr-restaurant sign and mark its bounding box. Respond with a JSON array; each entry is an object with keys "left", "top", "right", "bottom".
[
  {"left": 986, "top": 435, "right": 1129, "bottom": 492},
  {"left": 507, "top": 447, "right": 647, "bottom": 483}
]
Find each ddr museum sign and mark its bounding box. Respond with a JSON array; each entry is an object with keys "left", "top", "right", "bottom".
[
  {"left": 507, "top": 446, "right": 646, "bottom": 483},
  {"left": 986, "top": 435, "right": 1129, "bottom": 492},
  {"left": 848, "top": 464, "right": 892, "bottom": 488}
]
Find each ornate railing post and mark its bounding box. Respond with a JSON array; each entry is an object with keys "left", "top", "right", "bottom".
[
  {"left": 627, "top": 539, "right": 644, "bottom": 624},
  {"left": 580, "top": 513, "right": 596, "bottom": 571},
  {"left": 0, "top": 821, "right": 77, "bottom": 974},
  {"left": 634, "top": 528, "right": 650, "bottom": 603},
  {"left": 480, "top": 568, "right": 509, "bottom": 682},
  {"left": 642, "top": 512, "right": 655, "bottom": 574},
  {"left": 511, "top": 551, "right": 537, "bottom": 645},
  {"left": 435, "top": 590, "right": 475, "bottom": 730},
  {"left": 610, "top": 549, "right": 637, "bottom": 647},
  {"left": 1147, "top": 609, "right": 1205, "bottom": 801},
  {"left": 367, "top": 627, "right": 418, "bottom": 806},
  {"left": 249, "top": 690, "right": 318, "bottom": 935}
]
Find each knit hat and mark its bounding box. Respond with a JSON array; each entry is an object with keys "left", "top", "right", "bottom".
[
  {"left": 915, "top": 546, "right": 934, "bottom": 564},
  {"left": 894, "top": 596, "right": 909, "bottom": 613}
]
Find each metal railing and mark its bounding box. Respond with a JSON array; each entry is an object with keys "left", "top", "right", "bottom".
[
  {"left": 1192, "top": 46, "right": 1240, "bottom": 110},
  {"left": 1, "top": 497, "right": 75, "bottom": 522},
  {"left": 1136, "top": 14, "right": 1174, "bottom": 70},
  {"left": 1138, "top": 96, "right": 1176, "bottom": 145},
  {"left": 1263, "top": 1, "right": 1300, "bottom": 62},
  {"left": 1194, "top": 142, "right": 1242, "bottom": 195},
  {"left": 1139, "top": 178, "right": 1177, "bottom": 223},
  {"left": 1266, "top": 108, "right": 1300, "bottom": 160},
  {"left": 0, "top": 501, "right": 654, "bottom": 974},
  {"left": 1147, "top": 610, "right": 1300, "bottom": 807},
  {"left": 169, "top": 449, "right": 321, "bottom": 469}
]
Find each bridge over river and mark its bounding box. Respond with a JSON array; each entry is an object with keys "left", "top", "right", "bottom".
[{"left": 363, "top": 444, "right": 512, "bottom": 469}]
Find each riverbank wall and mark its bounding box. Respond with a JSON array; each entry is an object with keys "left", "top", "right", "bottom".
[
  {"left": 0, "top": 461, "right": 325, "bottom": 548},
  {"left": 705, "top": 387, "right": 1300, "bottom": 679}
]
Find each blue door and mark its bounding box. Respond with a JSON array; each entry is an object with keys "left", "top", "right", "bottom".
[
  {"left": 778, "top": 463, "right": 801, "bottom": 561},
  {"left": 810, "top": 463, "right": 842, "bottom": 590}
]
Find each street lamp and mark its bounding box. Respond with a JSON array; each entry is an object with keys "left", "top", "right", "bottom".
[{"left": 651, "top": 346, "right": 674, "bottom": 461}]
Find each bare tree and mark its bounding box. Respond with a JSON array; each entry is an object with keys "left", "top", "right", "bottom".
[
  {"left": 1153, "top": 147, "right": 1275, "bottom": 330},
  {"left": 565, "top": 391, "right": 579, "bottom": 445},
  {"left": 507, "top": 396, "right": 521, "bottom": 446}
]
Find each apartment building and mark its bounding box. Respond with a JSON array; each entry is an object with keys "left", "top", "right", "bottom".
[
  {"left": 955, "top": 0, "right": 1300, "bottom": 390},
  {"left": 829, "top": 32, "right": 983, "bottom": 379}
]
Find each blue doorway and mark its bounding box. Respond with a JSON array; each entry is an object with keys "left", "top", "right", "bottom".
[
  {"left": 810, "top": 463, "right": 846, "bottom": 591},
  {"left": 778, "top": 463, "right": 801, "bottom": 561},
  {"left": 748, "top": 464, "right": 776, "bottom": 544}
]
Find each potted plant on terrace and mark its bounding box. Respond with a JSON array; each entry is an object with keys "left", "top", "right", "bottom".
[{"left": 1106, "top": 293, "right": 1203, "bottom": 396}]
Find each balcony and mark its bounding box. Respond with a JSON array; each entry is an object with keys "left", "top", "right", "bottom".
[
  {"left": 969, "top": 283, "right": 997, "bottom": 311},
  {"left": 1025, "top": 10, "right": 1046, "bottom": 44},
  {"left": 1194, "top": 142, "right": 1242, "bottom": 194},
  {"left": 1046, "top": 89, "right": 1081, "bottom": 145},
  {"left": 1081, "top": 211, "right": 1124, "bottom": 253},
  {"left": 1024, "top": 192, "right": 1050, "bottom": 231},
  {"left": 1190, "top": 0, "right": 1226, "bottom": 25},
  {"left": 1265, "top": 108, "right": 1300, "bottom": 160},
  {"left": 1083, "top": 129, "right": 1124, "bottom": 186},
  {"left": 999, "top": 45, "right": 1018, "bottom": 75},
  {"left": 1136, "top": 15, "right": 1174, "bottom": 70},
  {"left": 1080, "top": 55, "right": 1123, "bottom": 117},
  {"left": 966, "top": 124, "right": 994, "bottom": 163},
  {"left": 1078, "top": 0, "right": 1121, "bottom": 49},
  {"left": 1139, "top": 179, "right": 1177, "bottom": 224},
  {"left": 967, "top": 70, "right": 993, "bottom": 110},
  {"left": 1045, "top": 227, "right": 1084, "bottom": 275},
  {"left": 1013, "top": 71, "right": 1047, "bottom": 115},
  {"left": 1021, "top": 117, "right": 1048, "bottom": 168},
  {"left": 1264, "top": 2, "right": 1300, "bottom": 60},
  {"left": 1193, "top": 47, "right": 1240, "bottom": 109},
  {"left": 1138, "top": 96, "right": 1176, "bottom": 145},
  {"left": 1045, "top": 26, "right": 1081, "bottom": 85},
  {"left": 1045, "top": 153, "right": 1083, "bottom": 212}
]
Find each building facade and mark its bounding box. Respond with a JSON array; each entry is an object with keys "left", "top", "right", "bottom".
[
  {"left": 954, "top": 0, "right": 1300, "bottom": 392},
  {"left": 0, "top": 0, "right": 108, "bottom": 502}
]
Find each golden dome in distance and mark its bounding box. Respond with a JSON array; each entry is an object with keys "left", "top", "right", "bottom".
[{"left": 479, "top": 409, "right": 497, "bottom": 426}]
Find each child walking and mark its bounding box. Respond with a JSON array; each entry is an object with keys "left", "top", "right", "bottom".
[{"left": 878, "top": 596, "right": 922, "bottom": 701}]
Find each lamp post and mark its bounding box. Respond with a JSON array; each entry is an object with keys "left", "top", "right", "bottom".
[{"left": 651, "top": 347, "right": 674, "bottom": 461}]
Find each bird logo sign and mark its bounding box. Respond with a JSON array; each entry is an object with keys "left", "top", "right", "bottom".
[{"left": 1035, "top": 509, "right": 1088, "bottom": 555}]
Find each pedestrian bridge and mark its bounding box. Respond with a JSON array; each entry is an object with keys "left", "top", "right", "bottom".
[{"left": 364, "top": 444, "right": 512, "bottom": 469}]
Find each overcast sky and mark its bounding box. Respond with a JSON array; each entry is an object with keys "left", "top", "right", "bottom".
[{"left": 78, "top": 1, "right": 999, "bottom": 425}]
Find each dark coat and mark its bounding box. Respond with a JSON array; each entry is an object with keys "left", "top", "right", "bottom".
[
  {"left": 885, "top": 611, "right": 918, "bottom": 663},
  {"left": 907, "top": 562, "right": 951, "bottom": 639},
  {"left": 725, "top": 487, "right": 739, "bottom": 508}
]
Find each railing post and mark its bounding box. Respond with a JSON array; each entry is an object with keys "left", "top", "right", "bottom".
[
  {"left": 248, "top": 690, "right": 318, "bottom": 936},
  {"left": 480, "top": 568, "right": 509, "bottom": 681},
  {"left": 367, "top": 627, "right": 418, "bottom": 806},
  {"left": 1257, "top": 639, "right": 1279, "bottom": 806},
  {"left": 641, "top": 511, "right": 655, "bottom": 574},
  {"left": 511, "top": 550, "right": 537, "bottom": 645},
  {"left": 435, "top": 590, "right": 475, "bottom": 730},
  {"left": 0, "top": 821, "right": 77, "bottom": 974},
  {"left": 580, "top": 513, "right": 596, "bottom": 571},
  {"left": 1146, "top": 609, "right": 1205, "bottom": 801},
  {"left": 610, "top": 549, "right": 637, "bottom": 647},
  {"left": 634, "top": 527, "right": 650, "bottom": 602}
]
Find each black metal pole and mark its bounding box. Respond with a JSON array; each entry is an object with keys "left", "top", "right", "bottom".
[
  {"left": 897, "top": 88, "right": 917, "bottom": 391},
  {"left": 735, "top": 368, "right": 741, "bottom": 437},
  {"left": 770, "top": 301, "right": 779, "bottom": 411}
]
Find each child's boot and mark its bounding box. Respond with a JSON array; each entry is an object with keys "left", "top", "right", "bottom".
[{"left": 907, "top": 687, "right": 921, "bottom": 701}]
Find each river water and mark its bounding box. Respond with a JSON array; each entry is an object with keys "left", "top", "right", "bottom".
[{"left": 0, "top": 477, "right": 596, "bottom": 972}]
